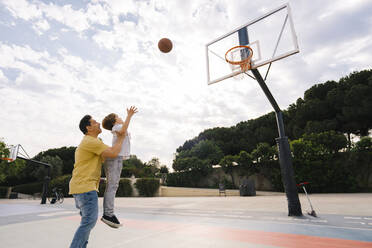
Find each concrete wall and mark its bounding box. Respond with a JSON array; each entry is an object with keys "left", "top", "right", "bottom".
[
  {"left": 159, "top": 186, "right": 239, "bottom": 197},
  {"left": 206, "top": 168, "right": 274, "bottom": 191},
  {"left": 126, "top": 170, "right": 274, "bottom": 197}
]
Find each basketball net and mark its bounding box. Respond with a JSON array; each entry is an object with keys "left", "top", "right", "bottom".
[{"left": 225, "top": 45, "right": 253, "bottom": 80}]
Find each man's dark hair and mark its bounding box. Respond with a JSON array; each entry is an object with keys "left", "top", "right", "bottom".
[{"left": 79, "top": 115, "right": 92, "bottom": 134}]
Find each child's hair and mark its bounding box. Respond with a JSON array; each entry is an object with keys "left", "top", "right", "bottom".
[{"left": 102, "top": 113, "right": 116, "bottom": 131}]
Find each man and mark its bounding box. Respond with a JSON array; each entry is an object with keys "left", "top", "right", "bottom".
[{"left": 69, "top": 115, "right": 126, "bottom": 248}]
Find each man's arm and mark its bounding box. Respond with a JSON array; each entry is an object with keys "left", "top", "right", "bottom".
[
  {"left": 101, "top": 134, "right": 125, "bottom": 158},
  {"left": 116, "top": 106, "right": 138, "bottom": 135}
]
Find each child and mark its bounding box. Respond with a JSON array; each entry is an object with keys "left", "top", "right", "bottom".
[{"left": 101, "top": 106, "right": 138, "bottom": 228}]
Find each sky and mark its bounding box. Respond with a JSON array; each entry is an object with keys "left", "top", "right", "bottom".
[{"left": 0, "top": 0, "right": 371, "bottom": 169}]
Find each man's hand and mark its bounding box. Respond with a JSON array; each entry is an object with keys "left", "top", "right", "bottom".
[
  {"left": 101, "top": 131, "right": 126, "bottom": 159},
  {"left": 127, "top": 106, "right": 138, "bottom": 118}
]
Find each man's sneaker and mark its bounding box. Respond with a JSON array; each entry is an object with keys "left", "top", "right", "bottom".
[{"left": 101, "top": 215, "right": 123, "bottom": 228}]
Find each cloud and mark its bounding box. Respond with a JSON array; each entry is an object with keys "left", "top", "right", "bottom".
[
  {"left": 0, "top": 69, "right": 8, "bottom": 87},
  {"left": 32, "top": 18, "right": 50, "bottom": 35},
  {"left": 2, "top": 0, "right": 42, "bottom": 21}
]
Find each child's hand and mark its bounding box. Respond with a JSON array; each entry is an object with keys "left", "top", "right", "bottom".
[{"left": 127, "top": 106, "right": 138, "bottom": 117}]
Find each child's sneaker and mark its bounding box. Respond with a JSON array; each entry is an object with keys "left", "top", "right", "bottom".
[{"left": 101, "top": 215, "right": 123, "bottom": 228}]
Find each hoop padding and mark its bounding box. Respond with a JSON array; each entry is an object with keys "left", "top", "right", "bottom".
[{"left": 225, "top": 45, "right": 253, "bottom": 72}]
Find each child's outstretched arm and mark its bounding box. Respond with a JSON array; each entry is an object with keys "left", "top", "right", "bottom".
[{"left": 117, "top": 106, "right": 138, "bottom": 135}]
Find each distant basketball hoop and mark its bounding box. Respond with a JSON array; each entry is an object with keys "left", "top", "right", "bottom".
[
  {"left": 0, "top": 144, "right": 19, "bottom": 162},
  {"left": 1, "top": 144, "right": 52, "bottom": 205}
]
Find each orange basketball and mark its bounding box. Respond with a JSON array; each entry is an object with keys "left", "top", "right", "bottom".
[{"left": 158, "top": 38, "right": 173, "bottom": 53}]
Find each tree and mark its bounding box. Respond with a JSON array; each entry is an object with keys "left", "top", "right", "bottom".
[
  {"left": 290, "top": 139, "right": 322, "bottom": 161},
  {"left": 31, "top": 155, "right": 63, "bottom": 180},
  {"left": 251, "top": 142, "right": 276, "bottom": 163},
  {"left": 172, "top": 139, "right": 222, "bottom": 175},
  {"left": 236, "top": 150, "right": 253, "bottom": 169},
  {"left": 173, "top": 157, "right": 210, "bottom": 174},
  {"left": 0, "top": 140, "right": 26, "bottom": 185},
  {"left": 304, "top": 81, "right": 338, "bottom": 101},
  {"left": 159, "top": 165, "right": 169, "bottom": 174},
  {"left": 121, "top": 155, "right": 145, "bottom": 177},
  {"left": 302, "top": 131, "right": 347, "bottom": 154},
  {"left": 146, "top": 157, "right": 160, "bottom": 168},
  {"left": 341, "top": 84, "right": 372, "bottom": 136},
  {"left": 219, "top": 155, "right": 239, "bottom": 185},
  {"left": 352, "top": 136, "right": 372, "bottom": 152},
  {"left": 143, "top": 157, "right": 161, "bottom": 177},
  {"left": 33, "top": 146, "right": 76, "bottom": 174},
  {"left": 189, "top": 140, "right": 223, "bottom": 164}
]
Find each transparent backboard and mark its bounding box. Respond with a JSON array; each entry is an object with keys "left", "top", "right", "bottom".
[
  {"left": 206, "top": 3, "right": 299, "bottom": 85},
  {"left": 9, "top": 145, "right": 19, "bottom": 162}
]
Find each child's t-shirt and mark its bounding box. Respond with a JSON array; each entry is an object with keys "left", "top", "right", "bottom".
[{"left": 111, "top": 124, "right": 131, "bottom": 159}]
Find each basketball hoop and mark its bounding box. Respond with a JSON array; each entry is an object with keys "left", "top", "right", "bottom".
[
  {"left": 225, "top": 45, "right": 253, "bottom": 72},
  {"left": 0, "top": 157, "right": 14, "bottom": 162},
  {"left": 1, "top": 144, "right": 20, "bottom": 163}
]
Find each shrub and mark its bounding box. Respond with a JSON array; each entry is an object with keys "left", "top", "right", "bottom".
[
  {"left": 166, "top": 170, "right": 208, "bottom": 187},
  {"left": 12, "top": 182, "right": 44, "bottom": 195},
  {"left": 134, "top": 178, "right": 160, "bottom": 197},
  {"left": 117, "top": 179, "right": 132, "bottom": 197},
  {"left": 98, "top": 178, "right": 133, "bottom": 197},
  {"left": 0, "top": 186, "right": 9, "bottom": 198},
  {"left": 50, "top": 174, "right": 72, "bottom": 197}
]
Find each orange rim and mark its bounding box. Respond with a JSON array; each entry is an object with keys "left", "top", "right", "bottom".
[
  {"left": 225, "top": 45, "right": 253, "bottom": 70},
  {"left": 0, "top": 157, "right": 13, "bottom": 161}
]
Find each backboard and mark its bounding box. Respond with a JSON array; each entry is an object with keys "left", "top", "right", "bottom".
[
  {"left": 9, "top": 145, "right": 19, "bottom": 161},
  {"left": 206, "top": 3, "right": 299, "bottom": 85},
  {"left": 1, "top": 145, "right": 19, "bottom": 162}
]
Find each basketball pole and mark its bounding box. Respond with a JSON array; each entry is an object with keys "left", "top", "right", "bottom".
[
  {"left": 17, "top": 157, "right": 51, "bottom": 204},
  {"left": 238, "top": 28, "right": 302, "bottom": 216}
]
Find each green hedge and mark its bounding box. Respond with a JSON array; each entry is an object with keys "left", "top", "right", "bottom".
[
  {"left": 0, "top": 186, "right": 9, "bottom": 198},
  {"left": 10, "top": 176, "right": 135, "bottom": 197},
  {"left": 12, "top": 182, "right": 44, "bottom": 195},
  {"left": 48, "top": 175, "right": 132, "bottom": 197},
  {"left": 166, "top": 170, "right": 209, "bottom": 188},
  {"left": 99, "top": 178, "right": 133, "bottom": 197},
  {"left": 50, "top": 174, "right": 72, "bottom": 197},
  {"left": 10, "top": 175, "right": 72, "bottom": 196},
  {"left": 117, "top": 179, "right": 133, "bottom": 197},
  {"left": 135, "top": 178, "right": 160, "bottom": 197},
  {"left": 292, "top": 153, "right": 363, "bottom": 193}
]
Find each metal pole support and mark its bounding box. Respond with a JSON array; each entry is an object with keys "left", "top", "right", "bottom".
[
  {"left": 251, "top": 68, "right": 302, "bottom": 216},
  {"left": 276, "top": 136, "right": 302, "bottom": 216},
  {"left": 17, "top": 157, "right": 52, "bottom": 205},
  {"left": 41, "top": 167, "right": 51, "bottom": 204}
]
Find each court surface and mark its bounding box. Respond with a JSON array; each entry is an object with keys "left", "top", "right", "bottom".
[{"left": 0, "top": 193, "right": 371, "bottom": 248}]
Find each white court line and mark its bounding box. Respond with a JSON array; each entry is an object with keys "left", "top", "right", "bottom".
[
  {"left": 183, "top": 210, "right": 217, "bottom": 213},
  {"left": 310, "top": 219, "right": 327, "bottom": 223},
  {"left": 38, "top": 211, "right": 77, "bottom": 217},
  {"left": 143, "top": 210, "right": 252, "bottom": 219},
  {"left": 344, "top": 216, "right": 362, "bottom": 220},
  {"left": 220, "top": 214, "right": 252, "bottom": 218},
  {"left": 345, "top": 221, "right": 366, "bottom": 225}
]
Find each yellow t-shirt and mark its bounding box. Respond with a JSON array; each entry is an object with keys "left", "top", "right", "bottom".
[{"left": 69, "top": 135, "right": 109, "bottom": 194}]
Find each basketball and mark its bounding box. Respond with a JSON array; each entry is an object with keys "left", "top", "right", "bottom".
[{"left": 158, "top": 38, "right": 173, "bottom": 53}]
